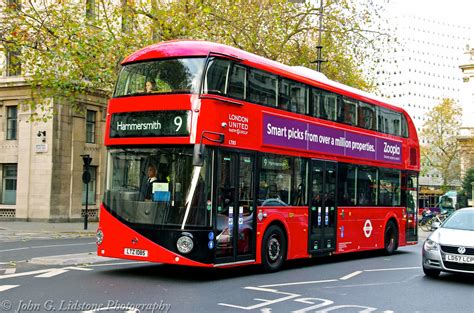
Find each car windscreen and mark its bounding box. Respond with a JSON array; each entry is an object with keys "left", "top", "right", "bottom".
[{"left": 442, "top": 210, "right": 474, "bottom": 231}]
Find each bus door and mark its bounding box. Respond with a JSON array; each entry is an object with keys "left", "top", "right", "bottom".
[
  {"left": 309, "top": 160, "right": 337, "bottom": 254},
  {"left": 405, "top": 172, "right": 418, "bottom": 243},
  {"left": 215, "top": 151, "right": 256, "bottom": 263}
]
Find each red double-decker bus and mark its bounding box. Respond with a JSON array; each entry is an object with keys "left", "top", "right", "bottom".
[{"left": 96, "top": 40, "right": 419, "bottom": 272}]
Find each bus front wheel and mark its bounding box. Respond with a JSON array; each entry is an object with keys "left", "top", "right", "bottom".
[
  {"left": 261, "top": 225, "right": 287, "bottom": 272},
  {"left": 383, "top": 220, "right": 399, "bottom": 255}
]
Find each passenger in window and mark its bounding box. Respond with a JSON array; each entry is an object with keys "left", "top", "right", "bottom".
[
  {"left": 312, "top": 193, "right": 322, "bottom": 207},
  {"left": 358, "top": 192, "right": 368, "bottom": 205},
  {"left": 293, "top": 183, "right": 305, "bottom": 206},
  {"left": 145, "top": 80, "right": 156, "bottom": 93},
  {"left": 220, "top": 189, "right": 235, "bottom": 213}
]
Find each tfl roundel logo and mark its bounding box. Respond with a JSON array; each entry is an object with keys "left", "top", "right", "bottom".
[{"left": 363, "top": 220, "right": 373, "bottom": 238}]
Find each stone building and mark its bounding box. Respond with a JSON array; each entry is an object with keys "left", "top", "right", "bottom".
[
  {"left": 458, "top": 48, "right": 474, "bottom": 179},
  {"left": 0, "top": 76, "right": 107, "bottom": 221}
]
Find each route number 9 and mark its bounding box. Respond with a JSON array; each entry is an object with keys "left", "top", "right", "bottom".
[{"left": 174, "top": 116, "right": 183, "bottom": 132}]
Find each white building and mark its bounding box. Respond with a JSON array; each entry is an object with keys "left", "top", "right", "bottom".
[{"left": 374, "top": 0, "right": 473, "bottom": 196}]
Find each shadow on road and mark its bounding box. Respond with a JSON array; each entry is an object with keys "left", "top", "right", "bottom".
[
  {"left": 421, "top": 272, "right": 474, "bottom": 285},
  {"left": 96, "top": 248, "right": 417, "bottom": 282}
]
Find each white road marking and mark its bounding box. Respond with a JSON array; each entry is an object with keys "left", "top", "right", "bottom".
[
  {"left": 0, "top": 247, "right": 29, "bottom": 252},
  {"left": 218, "top": 287, "right": 300, "bottom": 310},
  {"left": 259, "top": 279, "right": 337, "bottom": 288},
  {"left": 4, "top": 268, "right": 16, "bottom": 274},
  {"left": 36, "top": 266, "right": 93, "bottom": 277},
  {"left": 35, "top": 269, "right": 69, "bottom": 278},
  {"left": 340, "top": 271, "right": 363, "bottom": 280},
  {"left": 293, "top": 298, "right": 334, "bottom": 313},
  {"left": 0, "top": 269, "right": 52, "bottom": 279},
  {"left": 0, "top": 285, "right": 19, "bottom": 292},
  {"left": 364, "top": 266, "right": 420, "bottom": 272},
  {"left": 0, "top": 266, "right": 92, "bottom": 279},
  {"left": 87, "top": 261, "right": 148, "bottom": 267},
  {"left": 318, "top": 304, "right": 377, "bottom": 312}
]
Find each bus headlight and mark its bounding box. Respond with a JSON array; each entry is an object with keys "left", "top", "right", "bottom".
[
  {"left": 96, "top": 229, "right": 104, "bottom": 246},
  {"left": 176, "top": 234, "right": 194, "bottom": 254}
]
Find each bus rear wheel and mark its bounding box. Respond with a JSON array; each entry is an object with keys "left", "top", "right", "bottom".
[
  {"left": 261, "top": 225, "right": 287, "bottom": 272},
  {"left": 383, "top": 220, "right": 399, "bottom": 255}
]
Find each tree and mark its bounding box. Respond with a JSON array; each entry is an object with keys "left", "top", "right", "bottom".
[
  {"left": 461, "top": 167, "right": 474, "bottom": 200},
  {"left": 420, "top": 98, "right": 462, "bottom": 191},
  {"left": 1, "top": 0, "right": 387, "bottom": 118}
]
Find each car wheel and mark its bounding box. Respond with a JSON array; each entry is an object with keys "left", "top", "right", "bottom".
[
  {"left": 423, "top": 265, "right": 440, "bottom": 278},
  {"left": 261, "top": 225, "right": 287, "bottom": 272},
  {"left": 383, "top": 220, "right": 399, "bottom": 255}
]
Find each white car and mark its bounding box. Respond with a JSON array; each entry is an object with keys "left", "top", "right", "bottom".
[{"left": 422, "top": 207, "right": 474, "bottom": 277}]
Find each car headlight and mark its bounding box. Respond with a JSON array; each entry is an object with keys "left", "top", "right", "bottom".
[
  {"left": 96, "top": 229, "right": 104, "bottom": 246},
  {"left": 176, "top": 234, "right": 194, "bottom": 254},
  {"left": 423, "top": 239, "right": 439, "bottom": 251}
]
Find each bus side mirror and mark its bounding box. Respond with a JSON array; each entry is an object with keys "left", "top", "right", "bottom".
[{"left": 193, "top": 144, "right": 205, "bottom": 167}]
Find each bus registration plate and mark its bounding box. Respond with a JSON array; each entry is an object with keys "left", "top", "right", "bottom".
[
  {"left": 445, "top": 254, "right": 474, "bottom": 264},
  {"left": 124, "top": 248, "right": 148, "bottom": 257}
]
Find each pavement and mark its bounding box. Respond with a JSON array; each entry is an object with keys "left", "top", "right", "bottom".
[{"left": 0, "top": 221, "right": 97, "bottom": 242}]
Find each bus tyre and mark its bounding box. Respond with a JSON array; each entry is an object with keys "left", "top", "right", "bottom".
[
  {"left": 261, "top": 225, "right": 287, "bottom": 272},
  {"left": 383, "top": 220, "right": 399, "bottom": 255}
]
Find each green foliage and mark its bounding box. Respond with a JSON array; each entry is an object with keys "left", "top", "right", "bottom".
[
  {"left": 1, "top": 0, "right": 385, "bottom": 117},
  {"left": 461, "top": 167, "right": 474, "bottom": 199},
  {"left": 420, "top": 98, "right": 462, "bottom": 190}
]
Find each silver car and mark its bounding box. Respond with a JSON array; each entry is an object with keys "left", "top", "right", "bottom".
[{"left": 422, "top": 207, "right": 474, "bottom": 277}]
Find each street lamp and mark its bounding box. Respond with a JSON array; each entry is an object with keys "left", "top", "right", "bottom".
[
  {"left": 81, "top": 154, "right": 92, "bottom": 230},
  {"left": 311, "top": 0, "right": 327, "bottom": 72}
]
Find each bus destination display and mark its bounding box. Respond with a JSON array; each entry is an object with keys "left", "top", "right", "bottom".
[{"left": 110, "top": 110, "right": 190, "bottom": 138}]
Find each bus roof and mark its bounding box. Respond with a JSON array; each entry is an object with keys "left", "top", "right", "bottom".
[{"left": 122, "top": 40, "right": 412, "bottom": 119}]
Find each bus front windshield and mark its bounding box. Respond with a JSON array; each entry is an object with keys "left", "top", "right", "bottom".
[
  {"left": 103, "top": 147, "right": 212, "bottom": 228},
  {"left": 113, "top": 58, "right": 206, "bottom": 97}
]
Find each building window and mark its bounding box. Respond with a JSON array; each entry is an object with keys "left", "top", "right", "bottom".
[
  {"left": 6, "top": 48, "right": 22, "bottom": 76},
  {"left": 6, "top": 106, "right": 18, "bottom": 140},
  {"left": 86, "top": 110, "right": 96, "bottom": 143},
  {"left": 82, "top": 166, "right": 96, "bottom": 205},
  {"left": 1, "top": 164, "right": 17, "bottom": 205},
  {"left": 5, "top": 0, "right": 22, "bottom": 77}
]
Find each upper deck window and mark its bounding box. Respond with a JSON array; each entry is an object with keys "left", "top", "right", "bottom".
[
  {"left": 279, "top": 79, "right": 308, "bottom": 114},
  {"left": 342, "top": 97, "right": 357, "bottom": 125},
  {"left": 248, "top": 68, "right": 277, "bottom": 107},
  {"left": 320, "top": 91, "right": 341, "bottom": 121},
  {"left": 204, "top": 58, "right": 230, "bottom": 95},
  {"left": 114, "top": 58, "right": 206, "bottom": 97},
  {"left": 378, "top": 107, "right": 401, "bottom": 136},
  {"left": 401, "top": 114, "right": 409, "bottom": 137}
]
